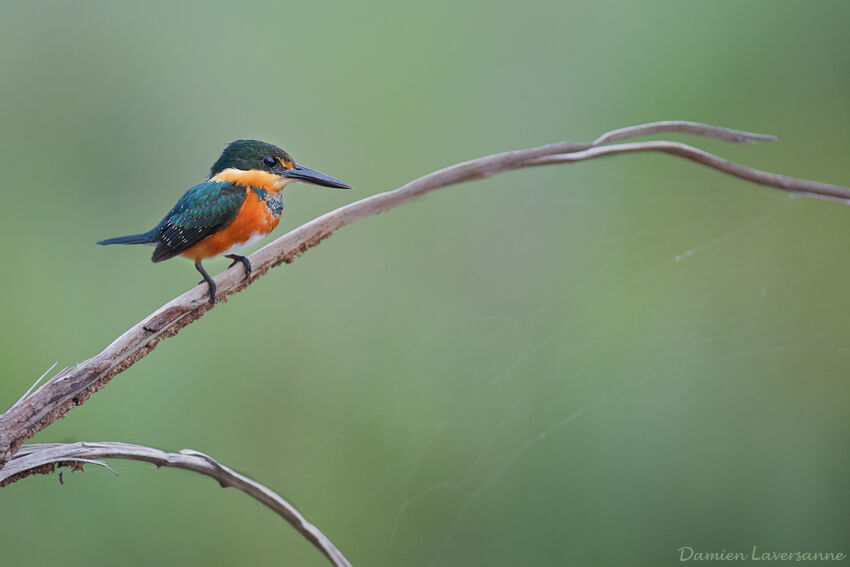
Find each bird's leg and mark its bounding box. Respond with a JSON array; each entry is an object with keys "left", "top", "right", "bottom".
[
  {"left": 194, "top": 260, "right": 216, "bottom": 304},
  {"left": 225, "top": 254, "right": 252, "bottom": 280}
]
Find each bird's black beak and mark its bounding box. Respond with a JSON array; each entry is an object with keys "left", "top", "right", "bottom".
[{"left": 283, "top": 163, "right": 353, "bottom": 189}]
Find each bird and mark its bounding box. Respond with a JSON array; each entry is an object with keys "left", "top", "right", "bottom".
[{"left": 98, "top": 139, "right": 352, "bottom": 303}]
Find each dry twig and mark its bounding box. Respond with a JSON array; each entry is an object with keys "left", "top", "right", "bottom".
[{"left": 0, "top": 442, "right": 351, "bottom": 567}]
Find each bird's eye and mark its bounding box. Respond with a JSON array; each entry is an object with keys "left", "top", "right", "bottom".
[{"left": 263, "top": 156, "right": 276, "bottom": 168}]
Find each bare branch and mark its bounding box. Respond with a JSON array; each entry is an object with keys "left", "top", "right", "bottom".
[
  {"left": 527, "top": 141, "right": 850, "bottom": 204},
  {"left": 592, "top": 120, "right": 778, "bottom": 145},
  {"left": 1, "top": 121, "right": 847, "bottom": 465},
  {"left": 1, "top": 442, "right": 352, "bottom": 567}
]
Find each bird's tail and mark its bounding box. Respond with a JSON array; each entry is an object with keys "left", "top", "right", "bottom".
[{"left": 97, "top": 229, "right": 157, "bottom": 246}]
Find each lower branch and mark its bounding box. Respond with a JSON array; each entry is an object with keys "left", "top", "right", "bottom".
[{"left": 1, "top": 442, "right": 352, "bottom": 567}]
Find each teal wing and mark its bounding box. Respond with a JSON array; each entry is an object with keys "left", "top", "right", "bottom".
[{"left": 151, "top": 181, "right": 246, "bottom": 262}]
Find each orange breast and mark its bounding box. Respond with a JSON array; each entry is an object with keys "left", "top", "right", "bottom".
[{"left": 181, "top": 189, "right": 281, "bottom": 261}]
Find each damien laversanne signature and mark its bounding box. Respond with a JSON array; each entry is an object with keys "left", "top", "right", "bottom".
[{"left": 678, "top": 546, "right": 847, "bottom": 562}]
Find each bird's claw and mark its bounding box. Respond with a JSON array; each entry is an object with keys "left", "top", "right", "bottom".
[
  {"left": 194, "top": 261, "right": 217, "bottom": 304},
  {"left": 225, "top": 254, "right": 252, "bottom": 280}
]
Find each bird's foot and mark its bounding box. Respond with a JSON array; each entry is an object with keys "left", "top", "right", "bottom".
[
  {"left": 204, "top": 281, "right": 216, "bottom": 304},
  {"left": 194, "top": 261, "right": 217, "bottom": 304},
  {"left": 226, "top": 254, "right": 252, "bottom": 280}
]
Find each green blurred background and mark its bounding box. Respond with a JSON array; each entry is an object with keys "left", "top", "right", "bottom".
[{"left": 1, "top": 1, "right": 848, "bottom": 565}]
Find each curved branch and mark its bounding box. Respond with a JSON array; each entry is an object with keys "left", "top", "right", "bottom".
[
  {"left": 528, "top": 141, "right": 850, "bottom": 204},
  {"left": 591, "top": 120, "right": 778, "bottom": 145},
  {"left": 1, "top": 121, "right": 847, "bottom": 464},
  {"left": 0, "top": 442, "right": 352, "bottom": 567}
]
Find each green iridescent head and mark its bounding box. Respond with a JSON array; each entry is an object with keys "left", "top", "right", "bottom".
[{"left": 209, "top": 140, "right": 295, "bottom": 177}]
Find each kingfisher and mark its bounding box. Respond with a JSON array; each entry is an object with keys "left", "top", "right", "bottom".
[{"left": 98, "top": 140, "right": 352, "bottom": 303}]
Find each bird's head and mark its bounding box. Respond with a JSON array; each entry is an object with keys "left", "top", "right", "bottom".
[{"left": 209, "top": 139, "right": 352, "bottom": 191}]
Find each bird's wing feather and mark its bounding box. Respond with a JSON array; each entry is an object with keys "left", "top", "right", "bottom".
[{"left": 151, "top": 181, "right": 246, "bottom": 263}]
